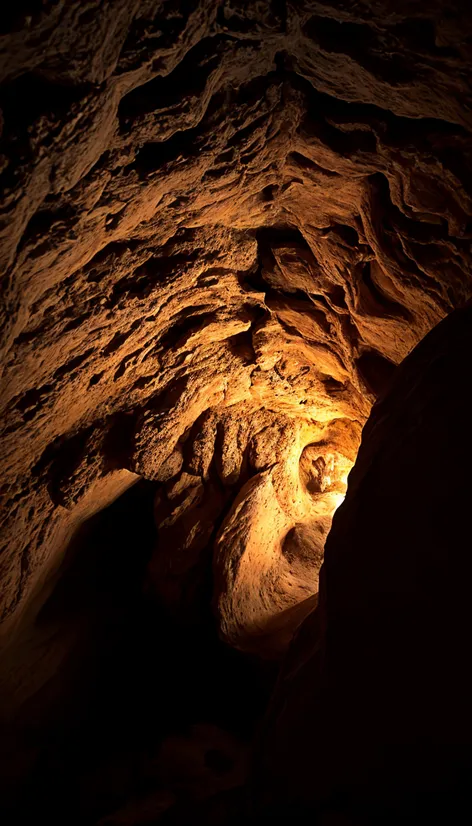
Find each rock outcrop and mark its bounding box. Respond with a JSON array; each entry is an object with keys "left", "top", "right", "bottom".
[{"left": 251, "top": 302, "right": 472, "bottom": 823}]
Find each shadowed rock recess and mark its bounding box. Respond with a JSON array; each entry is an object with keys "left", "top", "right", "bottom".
[
  {"left": 252, "top": 303, "right": 472, "bottom": 824},
  {"left": 1, "top": 1, "right": 472, "bottom": 823}
]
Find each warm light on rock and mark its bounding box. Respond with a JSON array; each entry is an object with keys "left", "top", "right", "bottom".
[
  {"left": 331, "top": 491, "right": 347, "bottom": 512},
  {"left": 212, "top": 425, "right": 355, "bottom": 655},
  {"left": 1, "top": 2, "right": 472, "bottom": 820}
]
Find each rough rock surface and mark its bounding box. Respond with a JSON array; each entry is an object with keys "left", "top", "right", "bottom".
[
  {"left": 1, "top": 0, "right": 472, "bottom": 706},
  {"left": 251, "top": 303, "right": 472, "bottom": 823}
]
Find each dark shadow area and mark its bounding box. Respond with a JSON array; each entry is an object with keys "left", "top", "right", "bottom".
[
  {"left": 356, "top": 349, "right": 396, "bottom": 397},
  {"left": 4, "top": 478, "right": 276, "bottom": 825}
]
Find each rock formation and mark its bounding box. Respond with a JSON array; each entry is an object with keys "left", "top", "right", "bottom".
[
  {"left": 252, "top": 302, "right": 472, "bottom": 823},
  {"left": 1, "top": 0, "right": 472, "bottom": 822}
]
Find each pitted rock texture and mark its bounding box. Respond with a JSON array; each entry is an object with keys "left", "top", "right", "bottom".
[{"left": 1, "top": 0, "right": 472, "bottom": 671}]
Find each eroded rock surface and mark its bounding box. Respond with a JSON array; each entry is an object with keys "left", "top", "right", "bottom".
[{"left": 1, "top": 1, "right": 472, "bottom": 696}]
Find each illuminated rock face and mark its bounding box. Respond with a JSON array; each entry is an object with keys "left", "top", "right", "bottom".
[
  {"left": 1, "top": 2, "right": 472, "bottom": 674},
  {"left": 213, "top": 419, "right": 356, "bottom": 654}
]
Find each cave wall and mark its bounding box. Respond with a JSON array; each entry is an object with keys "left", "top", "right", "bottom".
[
  {"left": 1, "top": 0, "right": 472, "bottom": 707},
  {"left": 252, "top": 302, "right": 472, "bottom": 823}
]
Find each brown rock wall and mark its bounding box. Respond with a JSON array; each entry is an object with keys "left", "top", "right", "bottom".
[{"left": 1, "top": 0, "right": 472, "bottom": 665}]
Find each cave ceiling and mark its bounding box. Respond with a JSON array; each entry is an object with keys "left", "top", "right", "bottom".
[{"left": 1, "top": 0, "right": 472, "bottom": 657}]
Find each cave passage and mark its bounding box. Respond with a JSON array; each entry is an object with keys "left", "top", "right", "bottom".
[{"left": 1, "top": 1, "right": 472, "bottom": 824}]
